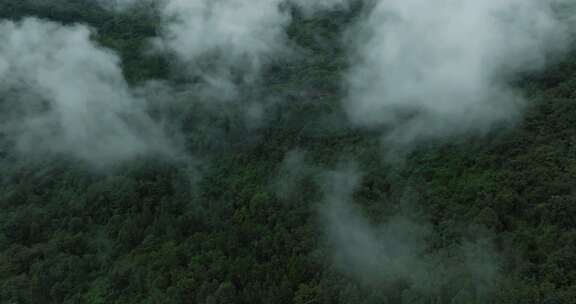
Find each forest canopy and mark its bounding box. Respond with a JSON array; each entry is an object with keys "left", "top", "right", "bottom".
[{"left": 1, "top": 1, "right": 576, "bottom": 303}]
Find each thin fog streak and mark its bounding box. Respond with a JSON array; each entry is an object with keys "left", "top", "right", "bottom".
[{"left": 321, "top": 166, "right": 499, "bottom": 301}]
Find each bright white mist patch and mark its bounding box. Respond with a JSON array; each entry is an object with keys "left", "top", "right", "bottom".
[
  {"left": 156, "top": 0, "right": 290, "bottom": 81},
  {"left": 154, "top": 0, "right": 352, "bottom": 96},
  {"left": 346, "top": 0, "right": 567, "bottom": 146},
  {"left": 0, "top": 18, "right": 171, "bottom": 166}
]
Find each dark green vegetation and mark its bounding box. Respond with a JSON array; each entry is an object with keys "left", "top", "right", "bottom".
[{"left": 1, "top": 2, "right": 576, "bottom": 304}]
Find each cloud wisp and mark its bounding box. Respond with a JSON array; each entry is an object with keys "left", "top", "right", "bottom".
[
  {"left": 345, "top": 0, "right": 568, "bottom": 148},
  {"left": 0, "top": 18, "right": 174, "bottom": 167},
  {"left": 320, "top": 165, "right": 499, "bottom": 302}
]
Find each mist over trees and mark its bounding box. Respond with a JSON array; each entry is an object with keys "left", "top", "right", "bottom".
[{"left": 1, "top": 1, "right": 576, "bottom": 303}]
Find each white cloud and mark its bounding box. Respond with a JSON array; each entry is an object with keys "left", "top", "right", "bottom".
[
  {"left": 345, "top": 0, "right": 567, "bottom": 147},
  {"left": 0, "top": 18, "right": 173, "bottom": 167}
]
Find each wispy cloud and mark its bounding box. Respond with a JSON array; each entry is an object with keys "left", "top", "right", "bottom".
[
  {"left": 0, "top": 18, "right": 174, "bottom": 167},
  {"left": 345, "top": 0, "right": 568, "bottom": 148}
]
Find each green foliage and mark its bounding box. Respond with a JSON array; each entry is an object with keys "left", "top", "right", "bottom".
[{"left": 1, "top": 2, "right": 576, "bottom": 303}]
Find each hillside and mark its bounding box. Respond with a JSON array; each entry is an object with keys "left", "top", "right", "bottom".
[{"left": 1, "top": 1, "right": 576, "bottom": 303}]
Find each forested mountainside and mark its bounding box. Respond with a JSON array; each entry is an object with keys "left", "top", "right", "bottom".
[{"left": 1, "top": 1, "right": 576, "bottom": 303}]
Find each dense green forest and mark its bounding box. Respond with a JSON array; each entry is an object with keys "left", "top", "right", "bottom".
[{"left": 1, "top": 1, "right": 576, "bottom": 303}]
